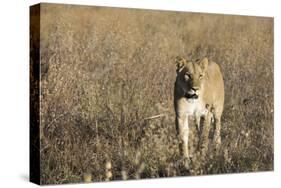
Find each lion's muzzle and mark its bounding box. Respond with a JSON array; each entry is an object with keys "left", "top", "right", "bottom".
[
  {"left": 185, "top": 87, "right": 199, "bottom": 99},
  {"left": 184, "top": 93, "right": 198, "bottom": 99}
]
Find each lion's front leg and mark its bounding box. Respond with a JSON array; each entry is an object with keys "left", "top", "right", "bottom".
[
  {"left": 195, "top": 116, "right": 201, "bottom": 134},
  {"left": 176, "top": 114, "right": 189, "bottom": 159},
  {"left": 199, "top": 110, "right": 212, "bottom": 157}
]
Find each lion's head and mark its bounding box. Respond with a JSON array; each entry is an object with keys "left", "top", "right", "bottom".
[{"left": 175, "top": 57, "right": 209, "bottom": 99}]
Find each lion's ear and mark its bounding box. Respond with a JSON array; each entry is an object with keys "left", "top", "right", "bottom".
[
  {"left": 199, "top": 57, "right": 209, "bottom": 72},
  {"left": 175, "top": 56, "right": 186, "bottom": 73}
]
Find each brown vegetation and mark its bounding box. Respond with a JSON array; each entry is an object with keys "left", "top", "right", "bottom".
[{"left": 37, "top": 3, "right": 273, "bottom": 184}]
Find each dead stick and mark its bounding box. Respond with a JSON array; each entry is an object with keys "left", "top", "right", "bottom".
[{"left": 144, "top": 114, "right": 166, "bottom": 120}]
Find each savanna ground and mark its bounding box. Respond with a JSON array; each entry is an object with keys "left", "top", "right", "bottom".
[{"left": 32, "top": 3, "right": 273, "bottom": 184}]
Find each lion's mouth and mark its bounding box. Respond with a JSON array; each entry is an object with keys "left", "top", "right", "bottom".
[{"left": 185, "top": 93, "right": 198, "bottom": 99}]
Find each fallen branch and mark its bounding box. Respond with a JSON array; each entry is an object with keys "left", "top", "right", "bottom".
[{"left": 143, "top": 114, "right": 166, "bottom": 120}]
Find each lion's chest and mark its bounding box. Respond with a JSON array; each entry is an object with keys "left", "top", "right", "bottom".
[{"left": 180, "top": 98, "right": 207, "bottom": 117}]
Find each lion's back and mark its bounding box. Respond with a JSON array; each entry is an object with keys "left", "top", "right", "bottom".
[{"left": 202, "top": 61, "right": 225, "bottom": 114}]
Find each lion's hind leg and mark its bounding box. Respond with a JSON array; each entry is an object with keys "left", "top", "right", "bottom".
[{"left": 213, "top": 115, "right": 222, "bottom": 149}]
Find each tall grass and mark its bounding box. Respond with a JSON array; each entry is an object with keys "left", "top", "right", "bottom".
[{"left": 37, "top": 4, "right": 273, "bottom": 184}]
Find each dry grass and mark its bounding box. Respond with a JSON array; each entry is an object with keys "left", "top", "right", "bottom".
[{"left": 36, "top": 3, "right": 273, "bottom": 184}]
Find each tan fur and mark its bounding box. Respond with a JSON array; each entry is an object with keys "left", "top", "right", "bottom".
[{"left": 174, "top": 57, "right": 224, "bottom": 159}]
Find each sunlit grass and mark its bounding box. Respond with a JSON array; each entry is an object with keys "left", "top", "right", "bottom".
[{"left": 36, "top": 3, "right": 273, "bottom": 184}]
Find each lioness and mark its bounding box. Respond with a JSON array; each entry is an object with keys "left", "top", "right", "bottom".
[{"left": 174, "top": 57, "right": 224, "bottom": 159}]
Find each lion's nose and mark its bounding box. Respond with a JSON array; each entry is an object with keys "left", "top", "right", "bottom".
[{"left": 191, "top": 86, "right": 199, "bottom": 91}]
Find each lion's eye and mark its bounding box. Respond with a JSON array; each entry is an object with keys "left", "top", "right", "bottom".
[
  {"left": 184, "top": 73, "right": 190, "bottom": 80},
  {"left": 199, "top": 74, "right": 203, "bottom": 79}
]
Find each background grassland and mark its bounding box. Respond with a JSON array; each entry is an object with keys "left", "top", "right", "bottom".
[{"left": 37, "top": 3, "right": 273, "bottom": 184}]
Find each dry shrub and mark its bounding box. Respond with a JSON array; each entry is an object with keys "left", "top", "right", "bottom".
[{"left": 37, "top": 4, "right": 273, "bottom": 184}]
